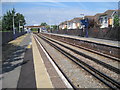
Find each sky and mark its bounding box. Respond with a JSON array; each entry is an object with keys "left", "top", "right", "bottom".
[{"left": 2, "top": 1, "right": 119, "bottom": 26}]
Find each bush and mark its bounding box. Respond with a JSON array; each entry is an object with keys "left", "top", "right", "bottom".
[{"left": 113, "top": 15, "right": 120, "bottom": 27}]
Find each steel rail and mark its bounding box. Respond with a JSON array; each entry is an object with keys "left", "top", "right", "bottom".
[
  {"left": 39, "top": 34, "right": 120, "bottom": 74},
  {"left": 41, "top": 33, "right": 120, "bottom": 62},
  {"left": 34, "top": 35, "right": 77, "bottom": 90},
  {"left": 52, "top": 36, "right": 120, "bottom": 62},
  {"left": 43, "top": 32, "right": 120, "bottom": 49}
]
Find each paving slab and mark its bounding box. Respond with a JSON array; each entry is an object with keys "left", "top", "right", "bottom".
[{"left": 2, "top": 33, "right": 32, "bottom": 89}]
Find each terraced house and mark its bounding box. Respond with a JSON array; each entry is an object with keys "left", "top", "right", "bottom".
[
  {"left": 98, "top": 10, "right": 119, "bottom": 28},
  {"left": 68, "top": 17, "right": 83, "bottom": 29},
  {"left": 59, "top": 9, "right": 119, "bottom": 30},
  {"left": 59, "top": 17, "right": 83, "bottom": 30},
  {"left": 59, "top": 21, "right": 67, "bottom": 30}
]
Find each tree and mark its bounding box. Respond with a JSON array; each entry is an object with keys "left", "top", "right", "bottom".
[
  {"left": 64, "top": 27, "right": 67, "bottom": 30},
  {"left": 15, "top": 13, "right": 26, "bottom": 30},
  {"left": 88, "top": 19, "right": 95, "bottom": 28},
  {"left": 2, "top": 8, "right": 26, "bottom": 31},
  {"left": 113, "top": 15, "right": 120, "bottom": 27},
  {"left": 51, "top": 25, "right": 58, "bottom": 31},
  {"left": 46, "top": 25, "right": 50, "bottom": 31},
  {"left": 2, "top": 10, "right": 13, "bottom": 31},
  {"left": 40, "top": 22, "right": 47, "bottom": 26}
]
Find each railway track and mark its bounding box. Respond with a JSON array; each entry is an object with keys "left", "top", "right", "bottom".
[
  {"left": 35, "top": 33, "right": 120, "bottom": 89},
  {"left": 39, "top": 33, "right": 120, "bottom": 74},
  {"left": 42, "top": 33, "right": 120, "bottom": 62},
  {"left": 33, "top": 35, "right": 76, "bottom": 89}
]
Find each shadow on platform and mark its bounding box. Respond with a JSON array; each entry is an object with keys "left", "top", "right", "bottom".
[{"left": 2, "top": 43, "right": 28, "bottom": 74}]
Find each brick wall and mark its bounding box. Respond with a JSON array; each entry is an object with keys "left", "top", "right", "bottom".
[{"left": 51, "top": 27, "right": 120, "bottom": 41}]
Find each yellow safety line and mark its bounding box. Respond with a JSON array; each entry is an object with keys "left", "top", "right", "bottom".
[
  {"left": 32, "top": 35, "right": 53, "bottom": 88},
  {"left": 27, "top": 44, "right": 31, "bottom": 48}
]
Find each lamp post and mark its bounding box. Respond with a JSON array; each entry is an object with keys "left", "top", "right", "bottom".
[
  {"left": 13, "top": 14, "right": 16, "bottom": 39},
  {"left": 19, "top": 20, "right": 22, "bottom": 32},
  {"left": 13, "top": 14, "right": 15, "bottom": 35}
]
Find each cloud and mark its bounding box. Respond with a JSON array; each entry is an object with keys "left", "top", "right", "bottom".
[
  {"left": 21, "top": 6, "right": 97, "bottom": 25},
  {"left": 32, "top": 2, "right": 68, "bottom": 8}
]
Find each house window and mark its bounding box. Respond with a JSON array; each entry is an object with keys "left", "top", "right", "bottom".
[
  {"left": 100, "top": 17, "right": 103, "bottom": 24},
  {"left": 105, "top": 17, "right": 107, "bottom": 23}
]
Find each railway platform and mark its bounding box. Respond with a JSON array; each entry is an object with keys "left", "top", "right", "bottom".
[
  {"left": 2, "top": 32, "right": 119, "bottom": 89},
  {"left": 1, "top": 33, "right": 70, "bottom": 89},
  {"left": 47, "top": 33, "right": 119, "bottom": 48},
  {"left": 31, "top": 35, "right": 69, "bottom": 88}
]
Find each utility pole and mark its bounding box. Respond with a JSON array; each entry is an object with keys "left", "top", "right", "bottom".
[{"left": 49, "top": 8, "right": 52, "bottom": 33}]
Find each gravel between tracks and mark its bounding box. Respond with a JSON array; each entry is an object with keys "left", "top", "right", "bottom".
[
  {"left": 44, "top": 35, "right": 119, "bottom": 69},
  {"left": 37, "top": 36, "right": 108, "bottom": 88},
  {"left": 44, "top": 36, "right": 119, "bottom": 82}
]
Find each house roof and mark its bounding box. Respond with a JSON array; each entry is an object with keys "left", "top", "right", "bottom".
[
  {"left": 99, "top": 10, "right": 118, "bottom": 17},
  {"left": 94, "top": 13, "right": 103, "bottom": 22},
  {"left": 72, "top": 17, "right": 83, "bottom": 20},
  {"left": 59, "top": 18, "right": 82, "bottom": 25},
  {"left": 104, "top": 10, "right": 116, "bottom": 16},
  {"left": 68, "top": 17, "right": 83, "bottom": 23},
  {"left": 93, "top": 10, "right": 116, "bottom": 21},
  {"left": 59, "top": 21, "right": 67, "bottom": 25},
  {"left": 84, "top": 16, "right": 94, "bottom": 20}
]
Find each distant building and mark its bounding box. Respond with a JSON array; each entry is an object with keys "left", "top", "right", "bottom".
[
  {"left": 59, "top": 21, "right": 67, "bottom": 30},
  {"left": 59, "top": 17, "right": 83, "bottom": 30},
  {"left": 69, "top": 17, "right": 83, "bottom": 29},
  {"left": 59, "top": 9, "right": 119, "bottom": 29}
]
